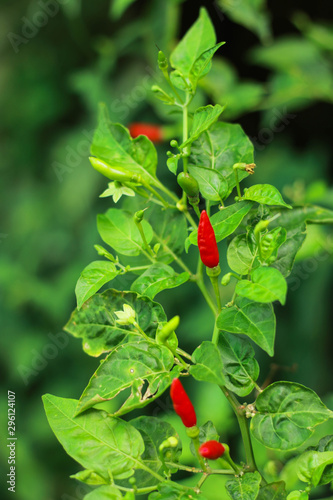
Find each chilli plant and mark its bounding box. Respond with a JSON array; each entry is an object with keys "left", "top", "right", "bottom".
[{"left": 43, "top": 8, "right": 333, "bottom": 500}]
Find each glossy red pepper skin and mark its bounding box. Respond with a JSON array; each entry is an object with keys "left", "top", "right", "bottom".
[
  {"left": 129, "top": 123, "right": 163, "bottom": 143},
  {"left": 199, "top": 440, "right": 225, "bottom": 460},
  {"left": 170, "top": 378, "right": 197, "bottom": 428},
  {"left": 197, "top": 210, "right": 219, "bottom": 268}
]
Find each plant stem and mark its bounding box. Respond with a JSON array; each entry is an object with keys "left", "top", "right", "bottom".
[
  {"left": 162, "top": 69, "right": 184, "bottom": 103},
  {"left": 196, "top": 276, "right": 218, "bottom": 316},
  {"left": 143, "top": 182, "right": 170, "bottom": 208},
  {"left": 165, "top": 462, "right": 234, "bottom": 475},
  {"left": 219, "top": 386, "right": 258, "bottom": 473},
  {"left": 192, "top": 435, "right": 208, "bottom": 471},
  {"left": 153, "top": 232, "right": 193, "bottom": 275},
  {"left": 183, "top": 209, "right": 198, "bottom": 230},
  {"left": 209, "top": 274, "right": 222, "bottom": 313},
  {"left": 212, "top": 321, "right": 220, "bottom": 345},
  {"left": 135, "top": 220, "right": 155, "bottom": 258},
  {"left": 176, "top": 347, "right": 192, "bottom": 361},
  {"left": 196, "top": 473, "right": 209, "bottom": 490},
  {"left": 132, "top": 321, "right": 151, "bottom": 342},
  {"left": 233, "top": 167, "right": 242, "bottom": 199}
]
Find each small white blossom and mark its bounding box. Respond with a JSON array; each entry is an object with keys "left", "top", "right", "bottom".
[
  {"left": 114, "top": 304, "right": 136, "bottom": 325},
  {"left": 100, "top": 182, "right": 135, "bottom": 203}
]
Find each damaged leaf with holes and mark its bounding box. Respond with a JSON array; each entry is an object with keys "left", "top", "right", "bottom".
[{"left": 75, "top": 339, "right": 182, "bottom": 416}]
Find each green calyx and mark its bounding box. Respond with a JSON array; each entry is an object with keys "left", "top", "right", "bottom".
[
  {"left": 206, "top": 264, "right": 221, "bottom": 278},
  {"left": 89, "top": 157, "right": 141, "bottom": 183},
  {"left": 186, "top": 426, "right": 200, "bottom": 439}
]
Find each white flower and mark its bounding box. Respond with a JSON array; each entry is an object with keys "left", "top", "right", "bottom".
[
  {"left": 100, "top": 182, "right": 135, "bottom": 203},
  {"left": 114, "top": 304, "right": 136, "bottom": 325}
]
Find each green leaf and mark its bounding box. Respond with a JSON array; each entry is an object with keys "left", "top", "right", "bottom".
[
  {"left": 217, "top": 297, "right": 276, "bottom": 356},
  {"left": 129, "top": 416, "right": 181, "bottom": 487},
  {"left": 218, "top": 0, "right": 271, "bottom": 44},
  {"left": 167, "top": 156, "right": 179, "bottom": 175},
  {"left": 189, "top": 42, "right": 226, "bottom": 85},
  {"left": 218, "top": 332, "right": 260, "bottom": 397},
  {"left": 286, "top": 491, "right": 308, "bottom": 500},
  {"left": 257, "top": 482, "right": 287, "bottom": 500},
  {"left": 180, "top": 104, "right": 224, "bottom": 149},
  {"left": 42, "top": 394, "right": 145, "bottom": 481},
  {"left": 71, "top": 469, "right": 108, "bottom": 486},
  {"left": 190, "top": 341, "right": 225, "bottom": 385},
  {"left": 97, "top": 208, "right": 153, "bottom": 257},
  {"left": 64, "top": 289, "right": 166, "bottom": 357},
  {"left": 148, "top": 207, "right": 188, "bottom": 263},
  {"left": 296, "top": 450, "right": 333, "bottom": 487},
  {"left": 187, "top": 201, "right": 253, "bottom": 248},
  {"left": 131, "top": 263, "right": 189, "bottom": 300},
  {"left": 75, "top": 261, "right": 119, "bottom": 310},
  {"left": 226, "top": 471, "right": 261, "bottom": 500},
  {"left": 169, "top": 70, "right": 190, "bottom": 91},
  {"left": 243, "top": 185, "right": 292, "bottom": 209},
  {"left": 251, "top": 382, "right": 333, "bottom": 451},
  {"left": 260, "top": 228, "right": 287, "bottom": 265},
  {"left": 76, "top": 340, "right": 182, "bottom": 416},
  {"left": 314, "top": 435, "right": 333, "bottom": 484},
  {"left": 170, "top": 7, "right": 216, "bottom": 78},
  {"left": 189, "top": 122, "right": 254, "bottom": 197},
  {"left": 280, "top": 204, "right": 333, "bottom": 225},
  {"left": 268, "top": 209, "right": 307, "bottom": 277},
  {"left": 91, "top": 103, "right": 158, "bottom": 187},
  {"left": 227, "top": 234, "right": 257, "bottom": 275},
  {"left": 84, "top": 485, "right": 123, "bottom": 499},
  {"left": 188, "top": 165, "right": 228, "bottom": 203},
  {"left": 149, "top": 481, "right": 208, "bottom": 500},
  {"left": 235, "top": 267, "right": 287, "bottom": 305}
]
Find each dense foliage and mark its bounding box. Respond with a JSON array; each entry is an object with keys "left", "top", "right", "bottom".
[{"left": 2, "top": 1, "right": 333, "bottom": 499}]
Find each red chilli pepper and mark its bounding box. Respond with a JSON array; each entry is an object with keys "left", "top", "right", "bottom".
[
  {"left": 129, "top": 123, "right": 163, "bottom": 143},
  {"left": 170, "top": 378, "right": 197, "bottom": 428},
  {"left": 199, "top": 440, "right": 225, "bottom": 460},
  {"left": 197, "top": 210, "right": 219, "bottom": 268}
]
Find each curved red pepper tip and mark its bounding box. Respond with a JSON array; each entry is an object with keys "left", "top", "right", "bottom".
[
  {"left": 128, "top": 122, "right": 163, "bottom": 143},
  {"left": 170, "top": 378, "right": 197, "bottom": 428},
  {"left": 198, "top": 210, "right": 219, "bottom": 268},
  {"left": 199, "top": 440, "right": 225, "bottom": 460}
]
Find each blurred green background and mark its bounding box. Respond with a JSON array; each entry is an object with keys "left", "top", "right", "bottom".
[{"left": 1, "top": 0, "right": 333, "bottom": 498}]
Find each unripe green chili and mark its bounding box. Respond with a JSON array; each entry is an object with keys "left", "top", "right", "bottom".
[
  {"left": 198, "top": 210, "right": 219, "bottom": 268},
  {"left": 177, "top": 172, "right": 200, "bottom": 198},
  {"left": 89, "top": 157, "right": 141, "bottom": 183},
  {"left": 156, "top": 316, "right": 179, "bottom": 344}
]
